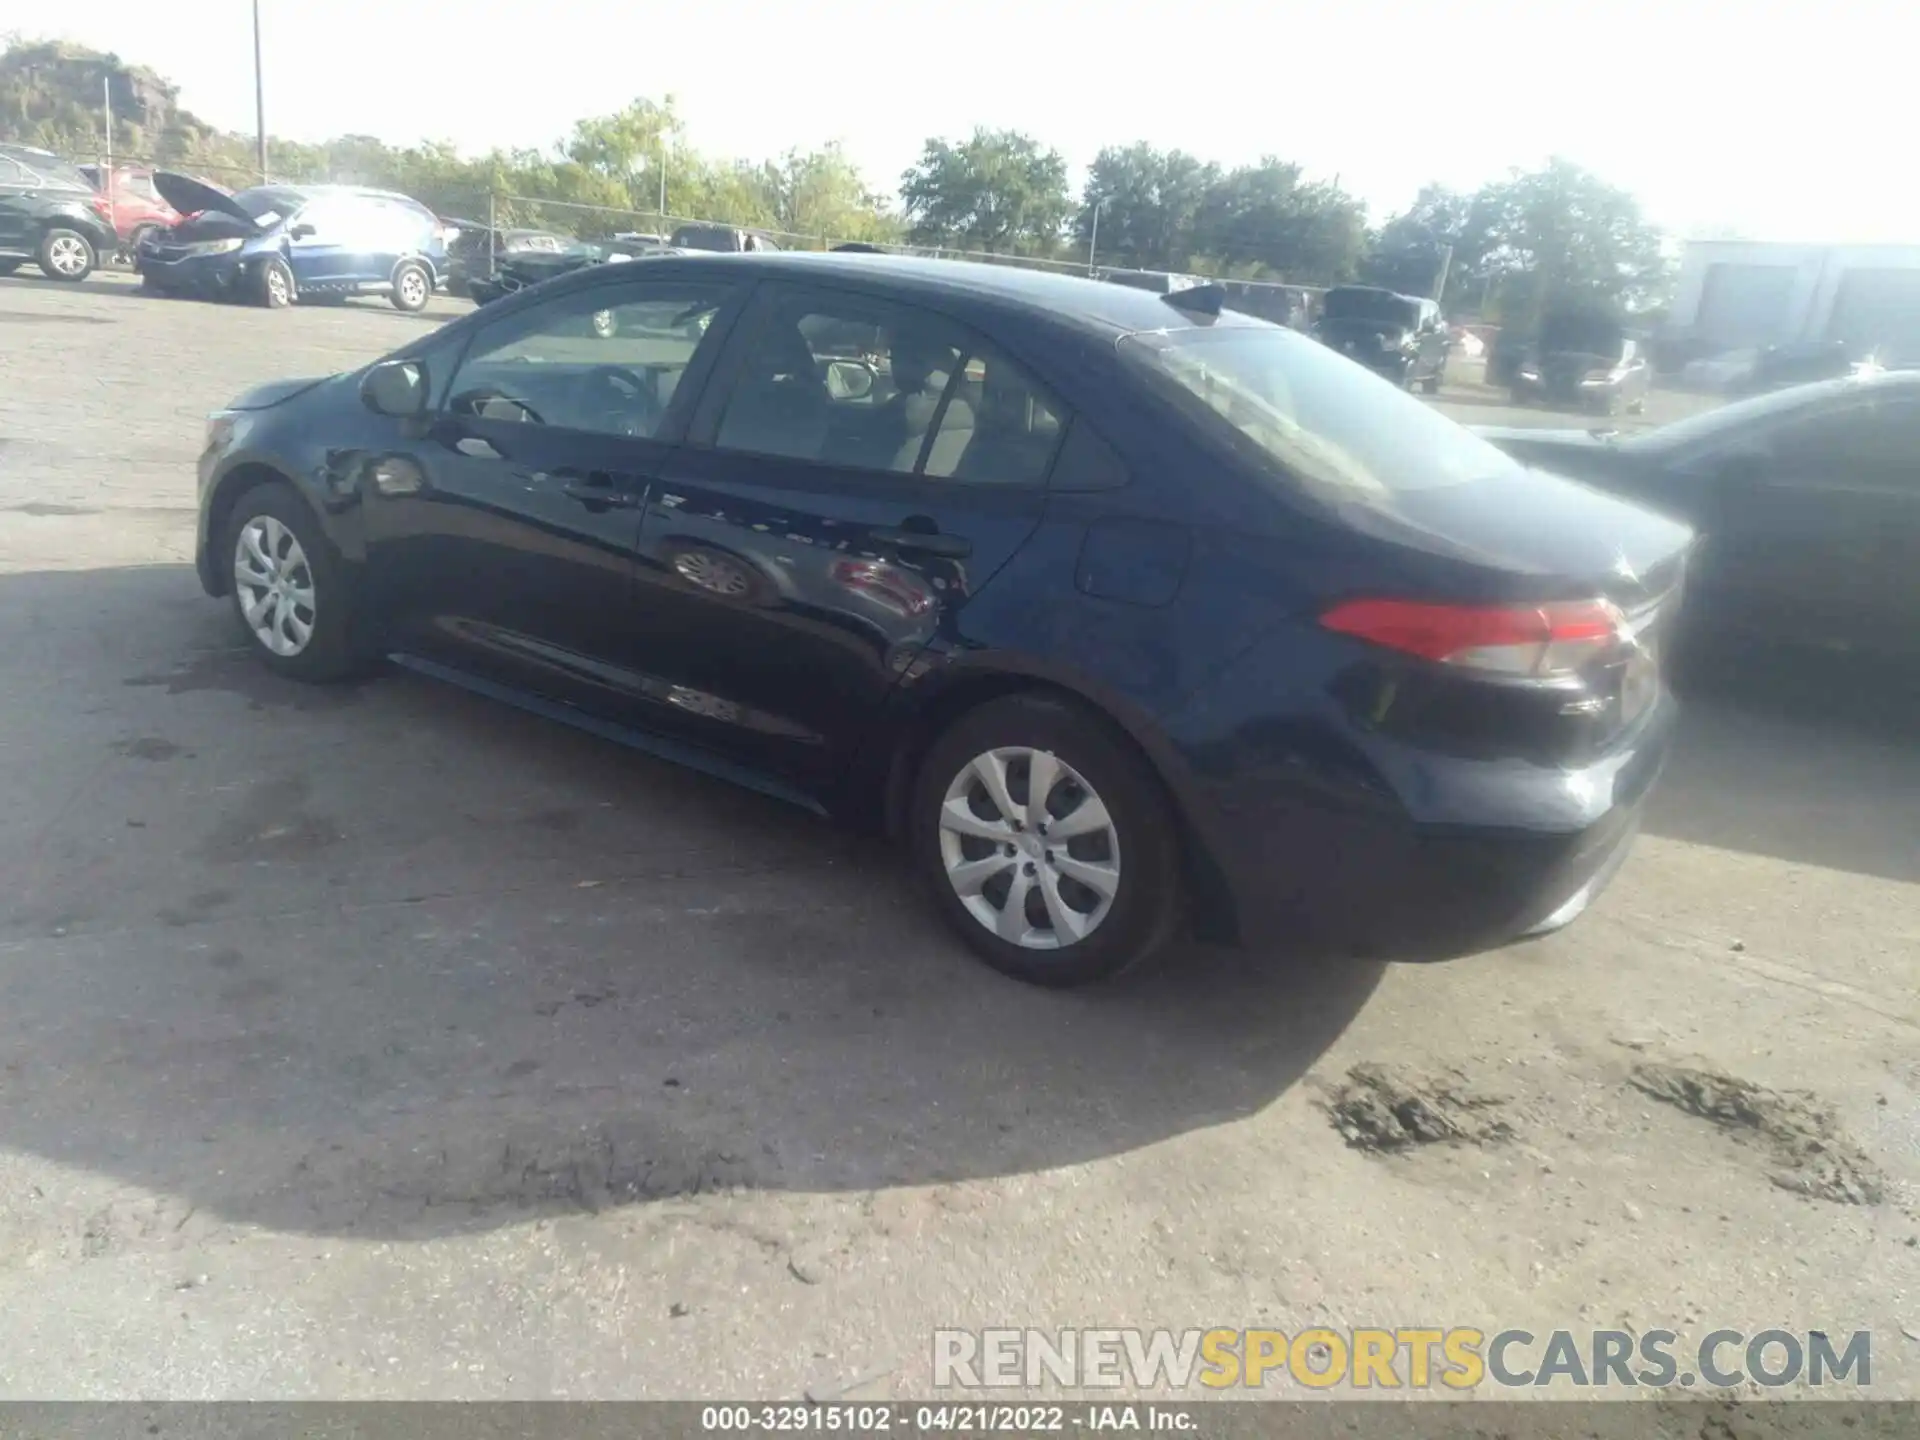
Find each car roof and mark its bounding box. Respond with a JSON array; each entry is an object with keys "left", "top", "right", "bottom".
[{"left": 554, "top": 251, "right": 1266, "bottom": 339}]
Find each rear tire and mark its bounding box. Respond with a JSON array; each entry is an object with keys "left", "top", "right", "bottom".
[
  {"left": 911, "top": 692, "right": 1182, "bottom": 987},
  {"left": 36, "top": 227, "right": 96, "bottom": 282},
  {"left": 256, "top": 257, "right": 294, "bottom": 309},
  {"left": 390, "top": 258, "right": 431, "bottom": 312},
  {"left": 224, "top": 481, "right": 372, "bottom": 683}
]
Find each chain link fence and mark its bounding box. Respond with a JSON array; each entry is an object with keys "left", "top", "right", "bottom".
[{"left": 73, "top": 147, "right": 1328, "bottom": 308}]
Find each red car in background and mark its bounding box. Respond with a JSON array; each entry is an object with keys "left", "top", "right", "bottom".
[{"left": 76, "top": 164, "right": 182, "bottom": 256}]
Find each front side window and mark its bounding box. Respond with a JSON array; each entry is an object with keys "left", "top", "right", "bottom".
[
  {"left": 444, "top": 281, "right": 732, "bottom": 440},
  {"left": 1119, "top": 323, "right": 1516, "bottom": 503},
  {"left": 712, "top": 293, "right": 1064, "bottom": 484}
]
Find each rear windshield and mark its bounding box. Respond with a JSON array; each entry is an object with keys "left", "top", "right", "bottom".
[
  {"left": 670, "top": 225, "right": 740, "bottom": 250},
  {"left": 1118, "top": 325, "right": 1516, "bottom": 499},
  {"left": 1322, "top": 288, "right": 1419, "bottom": 327}
]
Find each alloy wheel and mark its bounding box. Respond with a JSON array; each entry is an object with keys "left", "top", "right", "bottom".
[
  {"left": 266, "top": 266, "right": 291, "bottom": 306},
  {"left": 399, "top": 268, "right": 427, "bottom": 308},
  {"left": 672, "top": 549, "right": 753, "bottom": 597},
  {"left": 937, "top": 747, "right": 1121, "bottom": 949},
  {"left": 47, "top": 235, "right": 89, "bottom": 276},
  {"left": 233, "top": 515, "right": 317, "bottom": 657}
]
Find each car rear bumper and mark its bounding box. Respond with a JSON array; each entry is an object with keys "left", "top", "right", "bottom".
[{"left": 1163, "top": 652, "right": 1676, "bottom": 962}]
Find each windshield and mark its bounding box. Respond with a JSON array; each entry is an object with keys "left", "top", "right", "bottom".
[
  {"left": 1322, "top": 288, "right": 1419, "bottom": 328},
  {"left": 1619, "top": 374, "right": 1885, "bottom": 456},
  {"left": 232, "top": 186, "right": 308, "bottom": 222},
  {"left": 1119, "top": 325, "right": 1517, "bottom": 501}
]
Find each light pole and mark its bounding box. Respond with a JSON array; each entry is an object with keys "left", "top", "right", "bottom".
[
  {"left": 1086, "top": 196, "right": 1110, "bottom": 276},
  {"left": 252, "top": 0, "right": 268, "bottom": 181}
]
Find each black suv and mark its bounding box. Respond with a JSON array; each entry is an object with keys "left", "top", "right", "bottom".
[
  {"left": 0, "top": 143, "right": 116, "bottom": 282},
  {"left": 668, "top": 222, "right": 781, "bottom": 253}
]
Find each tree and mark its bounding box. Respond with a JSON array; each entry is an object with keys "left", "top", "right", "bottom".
[
  {"left": 1072, "top": 143, "right": 1220, "bottom": 271},
  {"left": 758, "top": 144, "right": 897, "bottom": 244},
  {"left": 1458, "top": 158, "right": 1670, "bottom": 322},
  {"left": 1361, "top": 184, "right": 1470, "bottom": 297},
  {"left": 899, "top": 129, "right": 1071, "bottom": 254},
  {"left": 1189, "top": 159, "right": 1368, "bottom": 284}
]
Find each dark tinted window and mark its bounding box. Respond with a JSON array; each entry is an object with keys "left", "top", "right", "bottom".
[{"left": 1119, "top": 324, "right": 1512, "bottom": 500}]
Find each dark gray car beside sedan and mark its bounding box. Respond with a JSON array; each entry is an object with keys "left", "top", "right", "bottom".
[{"left": 1477, "top": 370, "right": 1920, "bottom": 662}]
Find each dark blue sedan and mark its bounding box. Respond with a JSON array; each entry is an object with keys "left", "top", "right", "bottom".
[
  {"left": 140, "top": 173, "right": 445, "bottom": 311},
  {"left": 192, "top": 253, "right": 1691, "bottom": 986}
]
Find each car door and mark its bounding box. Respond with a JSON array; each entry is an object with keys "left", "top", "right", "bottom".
[
  {"left": 361, "top": 273, "right": 745, "bottom": 718},
  {"left": 0, "top": 155, "right": 34, "bottom": 253},
  {"left": 629, "top": 281, "right": 1064, "bottom": 791},
  {"left": 1691, "top": 394, "right": 1920, "bottom": 649},
  {"left": 283, "top": 195, "right": 368, "bottom": 289}
]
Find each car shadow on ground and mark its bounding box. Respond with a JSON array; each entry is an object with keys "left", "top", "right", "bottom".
[
  {"left": 0, "top": 562, "right": 1383, "bottom": 1242},
  {"left": 1644, "top": 632, "right": 1920, "bottom": 884}
]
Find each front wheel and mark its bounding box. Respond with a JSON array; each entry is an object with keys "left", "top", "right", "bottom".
[
  {"left": 37, "top": 227, "right": 96, "bottom": 281},
  {"left": 912, "top": 692, "right": 1182, "bottom": 987},
  {"left": 225, "top": 482, "right": 371, "bottom": 683},
  {"left": 256, "top": 257, "right": 294, "bottom": 308},
  {"left": 390, "top": 259, "right": 431, "bottom": 312}
]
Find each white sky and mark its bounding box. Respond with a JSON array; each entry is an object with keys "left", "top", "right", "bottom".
[{"left": 18, "top": 0, "right": 1905, "bottom": 243}]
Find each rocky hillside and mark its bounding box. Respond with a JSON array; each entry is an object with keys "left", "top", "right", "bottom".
[{"left": 0, "top": 38, "right": 234, "bottom": 166}]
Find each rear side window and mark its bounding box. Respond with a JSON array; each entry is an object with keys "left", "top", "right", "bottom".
[
  {"left": 709, "top": 290, "right": 1064, "bottom": 484},
  {"left": 1118, "top": 325, "right": 1514, "bottom": 501}
]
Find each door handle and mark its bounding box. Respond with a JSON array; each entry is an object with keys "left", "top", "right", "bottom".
[
  {"left": 872, "top": 526, "right": 971, "bottom": 559},
  {"left": 561, "top": 481, "right": 641, "bottom": 509}
]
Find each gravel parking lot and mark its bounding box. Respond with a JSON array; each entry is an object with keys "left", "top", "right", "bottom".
[{"left": 0, "top": 272, "right": 1915, "bottom": 1403}]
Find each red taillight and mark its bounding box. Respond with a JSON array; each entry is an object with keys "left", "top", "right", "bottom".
[{"left": 1320, "top": 597, "right": 1623, "bottom": 677}]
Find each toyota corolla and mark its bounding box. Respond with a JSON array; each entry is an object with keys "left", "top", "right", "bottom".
[{"left": 194, "top": 253, "right": 1691, "bottom": 986}]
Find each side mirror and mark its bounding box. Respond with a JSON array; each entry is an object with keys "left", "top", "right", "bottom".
[
  {"left": 361, "top": 359, "right": 429, "bottom": 418},
  {"left": 289, "top": 223, "right": 316, "bottom": 240}
]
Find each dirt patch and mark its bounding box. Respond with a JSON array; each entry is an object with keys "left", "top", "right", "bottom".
[
  {"left": 196, "top": 776, "right": 341, "bottom": 864},
  {"left": 1323, "top": 1063, "right": 1512, "bottom": 1153},
  {"left": 114, "top": 736, "right": 184, "bottom": 761},
  {"left": 1629, "top": 1062, "right": 1885, "bottom": 1206}
]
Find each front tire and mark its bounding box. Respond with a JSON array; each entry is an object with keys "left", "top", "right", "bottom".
[
  {"left": 390, "top": 258, "right": 431, "bottom": 312},
  {"left": 225, "top": 482, "right": 370, "bottom": 683},
  {"left": 257, "top": 257, "right": 294, "bottom": 309},
  {"left": 37, "top": 227, "right": 96, "bottom": 282},
  {"left": 911, "top": 692, "right": 1182, "bottom": 987}
]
